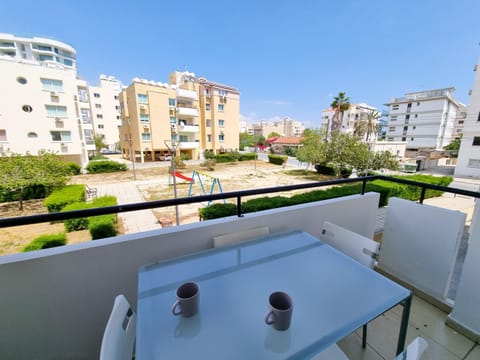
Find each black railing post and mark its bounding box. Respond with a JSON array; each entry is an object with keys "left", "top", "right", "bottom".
[
  {"left": 237, "top": 196, "right": 243, "bottom": 217},
  {"left": 361, "top": 179, "right": 367, "bottom": 195},
  {"left": 419, "top": 187, "right": 426, "bottom": 204}
]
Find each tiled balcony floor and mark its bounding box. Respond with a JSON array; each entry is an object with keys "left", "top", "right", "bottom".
[{"left": 338, "top": 295, "right": 479, "bottom": 360}]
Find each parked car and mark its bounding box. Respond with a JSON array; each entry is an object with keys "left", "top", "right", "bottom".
[{"left": 157, "top": 153, "right": 172, "bottom": 161}]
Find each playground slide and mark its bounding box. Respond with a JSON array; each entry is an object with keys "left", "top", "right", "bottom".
[{"left": 171, "top": 171, "right": 194, "bottom": 182}]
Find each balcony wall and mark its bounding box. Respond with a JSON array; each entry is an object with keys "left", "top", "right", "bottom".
[{"left": 0, "top": 193, "right": 379, "bottom": 359}]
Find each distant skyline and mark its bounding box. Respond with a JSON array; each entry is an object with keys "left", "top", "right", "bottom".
[{"left": 3, "top": 0, "right": 480, "bottom": 128}]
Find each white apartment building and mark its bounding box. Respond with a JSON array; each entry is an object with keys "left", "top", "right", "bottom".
[
  {"left": 321, "top": 103, "right": 378, "bottom": 139},
  {"left": 384, "top": 88, "right": 461, "bottom": 149},
  {"left": 88, "top": 75, "right": 123, "bottom": 151},
  {"left": 0, "top": 33, "right": 88, "bottom": 165},
  {"left": 252, "top": 117, "right": 304, "bottom": 138},
  {"left": 455, "top": 61, "right": 480, "bottom": 178},
  {"left": 453, "top": 104, "right": 467, "bottom": 139}
]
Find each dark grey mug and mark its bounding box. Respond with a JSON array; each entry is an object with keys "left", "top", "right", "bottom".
[
  {"left": 172, "top": 282, "right": 199, "bottom": 317},
  {"left": 265, "top": 291, "right": 293, "bottom": 331}
]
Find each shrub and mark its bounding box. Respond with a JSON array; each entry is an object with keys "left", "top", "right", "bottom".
[
  {"left": 89, "top": 215, "right": 117, "bottom": 239},
  {"left": 86, "top": 160, "right": 127, "bottom": 174},
  {"left": 62, "top": 202, "right": 91, "bottom": 232},
  {"left": 284, "top": 147, "right": 297, "bottom": 157},
  {"left": 268, "top": 154, "right": 288, "bottom": 165},
  {"left": 242, "top": 196, "right": 293, "bottom": 213},
  {"left": 65, "top": 162, "right": 82, "bottom": 175},
  {"left": 216, "top": 152, "right": 240, "bottom": 163},
  {"left": 200, "top": 159, "right": 216, "bottom": 171},
  {"left": 199, "top": 203, "right": 237, "bottom": 220},
  {"left": 238, "top": 153, "right": 257, "bottom": 161},
  {"left": 314, "top": 164, "right": 336, "bottom": 176},
  {"left": 204, "top": 150, "right": 216, "bottom": 160},
  {"left": 23, "top": 233, "right": 66, "bottom": 252},
  {"left": 0, "top": 184, "right": 53, "bottom": 202},
  {"left": 44, "top": 185, "right": 85, "bottom": 212},
  {"left": 339, "top": 168, "right": 352, "bottom": 178}
]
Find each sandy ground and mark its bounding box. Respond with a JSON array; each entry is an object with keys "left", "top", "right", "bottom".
[{"left": 0, "top": 160, "right": 327, "bottom": 255}]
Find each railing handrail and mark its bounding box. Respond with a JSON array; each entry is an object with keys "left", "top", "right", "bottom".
[{"left": 0, "top": 175, "right": 478, "bottom": 228}]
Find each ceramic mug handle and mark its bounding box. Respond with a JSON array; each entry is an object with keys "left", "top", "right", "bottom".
[
  {"left": 172, "top": 300, "right": 183, "bottom": 316},
  {"left": 265, "top": 310, "right": 275, "bottom": 325}
]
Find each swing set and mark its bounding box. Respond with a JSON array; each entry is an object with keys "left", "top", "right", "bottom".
[{"left": 187, "top": 170, "right": 225, "bottom": 206}]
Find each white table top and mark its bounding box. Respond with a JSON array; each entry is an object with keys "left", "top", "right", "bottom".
[{"left": 137, "top": 230, "right": 410, "bottom": 359}]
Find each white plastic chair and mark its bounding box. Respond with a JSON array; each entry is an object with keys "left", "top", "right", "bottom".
[
  {"left": 320, "top": 221, "right": 380, "bottom": 349},
  {"left": 320, "top": 221, "right": 380, "bottom": 268},
  {"left": 213, "top": 226, "right": 269, "bottom": 247},
  {"left": 311, "top": 344, "right": 349, "bottom": 359},
  {"left": 394, "top": 337, "right": 428, "bottom": 360},
  {"left": 100, "top": 294, "right": 136, "bottom": 360}
]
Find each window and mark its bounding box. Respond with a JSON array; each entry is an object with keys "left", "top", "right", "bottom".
[
  {"left": 218, "top": 119, "right": 225, "bottom": 127},
  {"left": 387, "top": 137, "right": 394, "bottom": 141},
  {"left": 138, "top": 94, "right": 148, "bottom": 104},
  {"left": 115, "top": 105, "right": 120, "bottom": 110},
  {"left": 218, "top": 89, "right": 227, "bottom": 96},
  {"left": 50, "top": 131, "right": 71, "bottom": 141},
  {"left": 114, "top": 95, "right": 118, "bottom": 100},
  {"left": 0, "top": 129, "right": 6, "bottom": 141},
  {"left": 392, "top": 104, "right": 399, "bottom": 110},
  {"left": 472, "top": 137, "right": 480, "bottom": 146},
  {"left": 417, "top": 102, "right": 420, "bottom": 106},
  {"left": 81, "top": 109, "right": 90, "bottom": 122},
  {"left": 457, "top": 129, "right": 463, "bottom": 133},
  {"left": 401, "top": 137, "right": 406, "bottom": 141},
  {"left": 140, "top": 114, "right": 150, "bottom": 122},
  {"left": 46, "top": 105, "right": 67, "bottom": 117},
  {"left": 413, "top": 126, "right": 416, "bottom": 130},
  {"left": 95, "top": 104, "right": 102, "bottom": 109},
  {"left": 168, "top": 98, "right": 176, "bottom": 106},
  {"left": 94, "top": 93, "right": 100, "bottom": 98},
  {"left": 179, "top": 135, "right": 188, "bottom": 142},
  {"left": 116, "top": 116, "right": 120, "bottom": 120},
  {"left": 34, "top": 44, "right": 52, "bottom": 51},
  {"left": 388, "top": 126, "right": 396, "bottom": 131},
  {"left": 405, "top": 115, "right": 410, "bottom": 120},
  {"left": 0, "top": 41, "right": 14, "bottom": 47},
  {"left": 22, "top": 104, "right": 33, "bottom": 113},
  {"left": 142, "top": 133, "right": 151, "bottom": 141},
  {"left": 16, "top": 76, "right": 27, "bottom": 85},
  {"left": 41, "top": 78, "right": 63, "bottom": 92},
  {"left": 219, "top": 134, "right": 225, "bottom": 142},
  {"left": 27, "top": 132, "right": 38, "bottom": 138},
  {"left": 206, "top": 119, "right": 212, "bottom": 127},
  {"left": 459, "top": 120, "right": 464, "bottom": 124},
  {"left": 403, "top": 126, "right": 408, "bottom": 131},
  {"left": 411, "top": 137, "right": 414, "bottom": 141},
  {"left": 96, "top": 114, "right": 103, "bottom": 119},
  {"left": 207, "top": 134, "right": 212, "bottom": 142},
  {"left": 38, "top": 54, "right": 54, "bottom": 61},
  {"left": 390, "top": 116, "right": 397, "bottom": 121},
  {"left": 63, "top": 59, "right": 73, "bottom": 66},
  {"left": 170, "top": 117, "right": 176, "bottom": 124},
  {"left": 407, "top": 103, "right": 412, "bottom": 108},
  {"left": 414, "top": 114, "right": 418, "bottom": 118},
  {"left": 468, "top": 159, "right": 480, "bottom": 168},
  {"left": 206, "top": 104, "right": 211, "bottom": 111},
  {"left": 218, "top": 104, "right": 224, "bottom": 112}
]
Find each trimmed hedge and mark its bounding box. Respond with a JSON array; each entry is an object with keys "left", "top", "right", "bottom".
[
  {"left": 23, "top": 233, "right": 66, "bottom": 252},
  {"left": 216, "top": 152, "right": 240, "bottom": 163},
  {"left": 86, "top": 160, "right": 127, "bottom": 174},
  {"left": 89, "top": 214, "right": 117, "bottom": 239},
  {"left": 239, "top": 153, "right": 258, "bottom": 161},
  {"left": 66, "top": 162, "right": 82, "bottom": 175},
  {"left": 62, "top": 196, "right": 118, "bottom": 233},
  {"left": 199, "top": 175, "right": 453, "bottom": 220},
  {"left": 44, "top": 185, "right": 85, "bottom": 212},
  {"left": 268, "top": 154, "right": 287, "bottom": 165},
  {"left": 0, "top": 184, "right": 53, "bottom": 202}
]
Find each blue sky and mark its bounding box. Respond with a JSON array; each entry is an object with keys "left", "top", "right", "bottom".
[{"left": 3, "top": 0, "right": 480, "bottom": 127}]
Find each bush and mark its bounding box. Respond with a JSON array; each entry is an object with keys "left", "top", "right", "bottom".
[
  {"left": 200, "top": 159, "right": 216, "bottom": 171},
  {"left": 216, "top": 152, "right": 240, "bottom": 163},
  {"left": 284, "top": 147, "right": 297, "bottom": 157},
  {"left": 65, "top": 162, "right": 81, "bottom": 175},
  {"left": 0, "top": 184, "right": 53, "bottom": 202},
  {"left": 339, "top": 168, "right": 352, "bottom": 178},
  {"left": 44, "top": 185, "right": 85, "bottom": 212},
  {"left": 199, "top": 203, "right": 237, "bottom": 220},
  {"left": 23, "top": 233, "right": 66, "bottom": 252},
  {"left": 268, "top": 154, "right": 287, "bottom": 165},
  {"left": 314, "top": 164, "right": 336, "bottom": 176},
  {"left": 89, "top": 214, "right": 117, "bottom": 239},
  {"left": 238, "top": 153, "right": 257, "bottom": 161},
  {"left": 63, "top": 195, "right": 118, "bottom": 233},
  {"left": 204, "top": 150, "right": 216, "bottom": 160},
  {"left": 86, "top": 160, "right": 127, "bottom": 174}
]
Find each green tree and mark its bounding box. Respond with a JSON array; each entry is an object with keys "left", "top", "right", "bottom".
[
  {"left": 330, "top": 92, "right": 351, "bottom": 133},
  {"left": 354, "top": 110, "right": 381, "bottom": 141},
  {"left": 443, "top": 136, "right": 461, "bottom": 157},
  {"left": 239, "top": 132, "right": 255, "bottom": 150},
  {"left": 94, "top": 134, "right": 107, "bottom": 152},
  {"left": 267, "top": 131, "right": 281, "bottom": 139},
  {"left": 0, "top": 151, "right": 72, "bottom": 210},
  {"left": 296, "top": 129, "right": 329, "bottom": 166}
]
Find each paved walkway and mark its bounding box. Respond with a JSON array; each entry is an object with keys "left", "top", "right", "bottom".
[{"left": 95, "top": 182, "right": 161, "bottom": 234}]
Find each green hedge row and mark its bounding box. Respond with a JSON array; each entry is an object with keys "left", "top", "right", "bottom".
[
  {"left": 23, "top": 233, "right": 66, "bottom": 252},
  {"left": 214, "top": 152, "right": 257, "bottom": 163},
  {"left": 268, "top": 154, "right": 287, "bottom": 165},
  {"left": 62, "top": 196, "right": 118, "bottom": 240},
  {"left": 86, "top": 160, "right": 127, "bottom": 173},
  {"left": 44, "top": 185, "right": 86, "bottom": 212},
  {"left": 238, "top": 153, "right": 258, "bottom": 161},
  {"left": 0, "top": 184, "right": 53, "bottom": 202},
  {"left": 199, "top": 175, "right": 453, "bottom": 220}
]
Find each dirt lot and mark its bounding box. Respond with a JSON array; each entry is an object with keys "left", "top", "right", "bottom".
[{"left": 1, "top": 160, "right": 329, "bottom": 256}]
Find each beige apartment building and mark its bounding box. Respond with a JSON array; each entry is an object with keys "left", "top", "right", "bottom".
[{"left": 118, "top": 71, "right": 239, "bottom": 162}]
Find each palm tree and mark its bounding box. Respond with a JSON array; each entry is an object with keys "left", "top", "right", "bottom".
[
  {"left": 330, "top": 92, "right": 351, "bottom": 133},
  {"left": 364, "top": 110, "right": 381, "bottom": 141}
]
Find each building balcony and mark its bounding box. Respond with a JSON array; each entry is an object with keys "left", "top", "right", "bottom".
[
  {"left": 178, "top": 124, "right": 200, "bottom": 133},
  {"left": 176, "top": 88, "right": 197, "bottom": 100},
  {"left": 0, "top": 177, "right": 479, "bottom": 359},
  {"left": 178, "top": 140, "right": 200, "bottom": 149},
  {"left": 176, "top": 106, "right": 198, "bottom": 117}
]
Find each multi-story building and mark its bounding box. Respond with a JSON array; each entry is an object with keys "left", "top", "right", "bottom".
[
  {"left": 0, "top": 33, "right": 89, "bottom": 165},
  {"left": 321, "top": 103, "right": 378, "bottom": 139},
  {"left": 453, "top": 104, "right": 467, "bottom": 140},
  {"left": 118, "top": 71, "right": 239, "bottom": 163},
  {"left": 455, "top": 61, "right": 480, "bottom": 178},
  {"left": 252, "top": 117, "right": 304, "bottom": 138},
  {"left": 88, "top": 75, "right": 123, "bottom": 151},
  {"left": 384, "top": 88, "right": 461, "bottom": 149}
]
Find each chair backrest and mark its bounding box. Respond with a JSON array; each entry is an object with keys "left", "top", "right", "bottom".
[
  {"left": 320, "top": 221, "right": 379, "bottom": 268},
  {"left": 394, "top": 337, "right": 428, "bottom": 360},
  {"left": 213, "top": 226, "right": 269, "bottom": 247},
  {"left": 100, "top": 294, "right": 136, "bottom": 360}
]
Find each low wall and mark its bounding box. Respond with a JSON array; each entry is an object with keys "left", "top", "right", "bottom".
[{"left": 0, "top": 193, "right": 379, "bottom": 359}]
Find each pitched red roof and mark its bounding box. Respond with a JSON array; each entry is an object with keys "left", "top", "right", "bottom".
[{"left": 271, "top": 137, "right": 303, "bottom": 145}]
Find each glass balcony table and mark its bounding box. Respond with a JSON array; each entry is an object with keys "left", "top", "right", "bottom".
[{"left": 137, "top": 230, "right": 411, "bottom": 359}]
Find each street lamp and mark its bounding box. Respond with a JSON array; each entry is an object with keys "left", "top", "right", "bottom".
[{"left": 164, "top": 123, "right": 179, "bottom": 226}]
